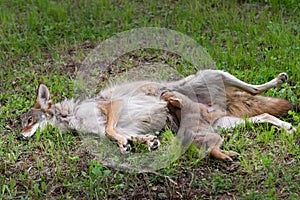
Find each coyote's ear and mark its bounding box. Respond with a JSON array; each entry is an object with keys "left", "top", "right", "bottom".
[{"left": 34, "top": 84, "right": 52, "bottom": 110}]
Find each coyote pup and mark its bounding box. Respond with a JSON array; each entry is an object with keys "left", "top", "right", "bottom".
[{"left": 20, "top": 70, "right": 296, "bottom": 160}]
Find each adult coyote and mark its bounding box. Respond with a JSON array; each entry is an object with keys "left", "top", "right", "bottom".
[{"left": 19, "top": 70, "right": 296, "bottom": 161}]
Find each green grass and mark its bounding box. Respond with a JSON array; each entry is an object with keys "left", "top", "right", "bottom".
[{"left": 1, "top": 0, "right": 300, "bottom": 199}]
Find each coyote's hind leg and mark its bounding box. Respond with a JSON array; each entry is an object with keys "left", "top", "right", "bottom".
[
  {"left": 218, "top": 71, "right": 288, "bottom": 94},
  {"left": 213, "top": 113, "right": 296, "bottom": 134}
]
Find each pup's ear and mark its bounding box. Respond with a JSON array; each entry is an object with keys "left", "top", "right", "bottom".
[{"left": 34, "top": 84, "right": 52, "bottom": 110}]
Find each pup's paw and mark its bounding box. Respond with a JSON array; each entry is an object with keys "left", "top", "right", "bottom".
[
  {"left": 223, "top": 150, "right": 239, "bottom": 158},
  {"left": 161, "top": 92, "right": 182, "bottom": 108},
  {"left": 221, "top": 151, "right": 239, "bottom": 162}
]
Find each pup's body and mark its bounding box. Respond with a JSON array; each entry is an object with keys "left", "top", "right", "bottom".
[{"left": 20, "top": 70, "right": 296, "bottom": 159}]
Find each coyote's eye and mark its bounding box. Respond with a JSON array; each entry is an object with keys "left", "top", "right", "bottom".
[{"left": 27, "top": 116, "right": 33, "bottom": 125}]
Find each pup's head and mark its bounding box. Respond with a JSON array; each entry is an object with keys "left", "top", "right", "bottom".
[{"left": 18, "top": 84, "right": 53, "bottom": 139}]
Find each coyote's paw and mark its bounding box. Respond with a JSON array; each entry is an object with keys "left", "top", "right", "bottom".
[
  {"left": 119, "top": 141, "right": 132, "bottom": 154},
  {"left": 277, "top": 72, "right": 288, "bottom": 85},
  {"left": 281, "top": 122, "right": 296, "bottom": 134},
  {"left": 131, "top": 134, "right": 160, "bottom": 151},
  {"left": 147, "top": 136, "right": 160, "bottom": 151}
]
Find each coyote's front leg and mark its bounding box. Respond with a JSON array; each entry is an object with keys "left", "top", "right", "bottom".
[{"left": 102, "top": 100, "right": 131, "bottom": 154}]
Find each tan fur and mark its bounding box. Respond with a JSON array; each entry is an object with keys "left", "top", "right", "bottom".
[{"left": 226, "top": 87, "right": 294, "bottom": 117}]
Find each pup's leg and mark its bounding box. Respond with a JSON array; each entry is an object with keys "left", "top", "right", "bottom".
[
  {"left": 213, "top": 113, "right": 296, "bottom": 134},
  {"left": 105, "top": 100, "right": 131, "bottom": 154},
  {"left": 193, "top": 132, "right": 239, "bottom": 162},
  {"left": 131, "top": 134, "right": 160, "bottom": 151},
  {"left": 218, "top": 71, "right": 288, "bottom": 94},
  {"left": 162, "top": 91, "right": 238, "bottom": 161}
]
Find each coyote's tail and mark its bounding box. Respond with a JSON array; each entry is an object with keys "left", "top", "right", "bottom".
[{"left": 226, "top": 90, "right": 295, "bottom": 118}]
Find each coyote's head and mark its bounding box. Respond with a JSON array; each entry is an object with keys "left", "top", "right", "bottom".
[{"left": 19, "top": 84, "right": 53, "bottom": 139}]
